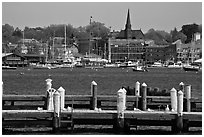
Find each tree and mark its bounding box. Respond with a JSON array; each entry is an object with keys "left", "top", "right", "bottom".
[
  {"left": 181, "top": 23, "right": 199, "bottom": 43},
  {"left": 86, "top": 21, "right": 110, "bottom": 39},
  {"left": 170, "top": 27, "right": 187, "bottom": 43},
  {"left": 145, "top": 29, "right": 169, "bottom": 45},
  {"left": 2, "top": 24, "right": 14, "bottom": 43}
]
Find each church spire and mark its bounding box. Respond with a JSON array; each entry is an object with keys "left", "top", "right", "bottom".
[{"left": 125, "top": 9, "right": 131, "bottom": 30}]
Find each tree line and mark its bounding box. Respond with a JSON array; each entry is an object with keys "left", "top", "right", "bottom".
[{"left": 2, "top": 22, "right": 202, "bottom": 45}]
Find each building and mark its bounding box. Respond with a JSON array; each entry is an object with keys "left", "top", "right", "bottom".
[
  {"left": 108, "top": 39, "right": 146, "bottom": 62},
  {"left": 175, "top": 39, "right": 202, "bottom": 63},
  {"left": 108, "top": 9, "right": 146, "bottom": 63},
  {"left": 2, "top": 53, "right": 28, "bottom": 67},
  {"left": 116, "top": 9, "right": 144, "bottom": 40},
  {"left": 145, "top": 44, "right": 177, "bottom": 64}
]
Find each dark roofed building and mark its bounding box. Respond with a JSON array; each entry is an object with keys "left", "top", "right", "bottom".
[
  {"left": 108, "top": 9, "right": 146, "bottom": 63},
  {"left": 116, "top": 9, "right": 144, "bottom": 39}
]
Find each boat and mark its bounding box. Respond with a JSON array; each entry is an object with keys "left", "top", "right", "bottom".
[
  {"left": 33, "top": 64, "right": 57, "bottom": 69},
  {"left": 167, "top": 62, "right": 182, "bottom": 68},
  {"left": 183, "top": 64, "right": 201, "bottom": 72},
  {"left": 2, "top": 66, "right": 17, "bottom": 70},
  {"left": 75, "top": 62, "right": 83, "bottom": 68},
  {"left": 150, "top": 62, "right": 163, "bottom": 68},
  {"left": 104, "top": 63, "right": 119, "bottom": 68},
  {"left": 119, "top": 61, "right": 137, "bottom": 68},
  {"left": 132, "top": 66, "right": 148, "bottom": 72}
]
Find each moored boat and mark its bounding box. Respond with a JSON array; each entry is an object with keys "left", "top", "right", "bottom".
[
  {"left": 183, "top": 65, "right": 201, "bottom": 72},
  {"left": 119, "top": 61, "right": 137, "bottom": 68},
  {"left": 33, "top": 64, "right": 57, "bottom": 69},
  {"left": 2, "top": 66, "right": 17, "bottom": 70},
  {"left": 132, "top": 66, "right": 148, "bottom": 72}
]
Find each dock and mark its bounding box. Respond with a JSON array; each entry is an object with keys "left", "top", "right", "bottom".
[{"left": 2, "top": 80, "right": 202, "bottom": 134}]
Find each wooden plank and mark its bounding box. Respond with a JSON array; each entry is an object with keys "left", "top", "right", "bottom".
[
  {"left": 2, "top": 110, "right": 53, "bottom": 119},
  {"left": 2, "top": 95, "right": 201, "bottom": 103},
  {"left": 2, "top": 95, "right": 45, "bottom": 101},
  {"left": 182, "top": 112, "right": 202, "bottom": 121},
  {"left": 3, "top": 120, "right": 53, "bottom": 128},
  {"left": 124, "top": 111, "right": 177, "bottom": 120},
  {"left": 3, "top": 105, "right": 45, "bottom": 110}
]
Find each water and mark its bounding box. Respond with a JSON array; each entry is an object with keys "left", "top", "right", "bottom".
[
  {"left": 2, "top": 67, "right": 202, "bottom": 134},
  {"left": 2, "top": 67, "right": 202, "bottom": 99}
]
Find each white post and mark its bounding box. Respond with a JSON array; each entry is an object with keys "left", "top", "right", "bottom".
[
  {"left": 170, "top": 88, "right": 177, "bottom": 111},
  {"left": 134, "top": 81, "right": 140, "bottom": 109},
  {"left": 117, "top": 88, "right": 126, "bottom": 129},
  {"left": 177, "top": 90, "right": 184, "bottom": 116},
  {"left": 53, "top": 90, "right": 61, "bottom": 131},
  {"left": 179, "top": 82, "right": 185, "bottom": 92},
  {"left": 185, "top": 85, "right": 191, "bottom": 112},
  {"left": 141, "top": 83, "right": 147, "bottom": 111},
  {"left": 91, "top": 81, "right": 97, "bottom": 110},
  {"left": 45, "top": 79, "right": 52, "bottom": 91},
  {"left": 176, "top": 90, "right": 184, "bottom": 132},
  {"left": 2, "top": 81, "right": 3, "bottom": 94},
  {"left": 45, "top": 79, "right": 52, "bottom": 110},
  {"left": 47, "top": 88, "right": 56, "bottom": 111},
  {"left": 58, "top": 87, "right": 65, "bottom": 110},
  {"left": 135, "top": 81, "right": 140, "bottom": 96}
]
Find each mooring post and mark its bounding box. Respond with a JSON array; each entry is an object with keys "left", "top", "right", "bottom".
[
  {"left": 117, "top": 88, "right": 126, "bottom": 131},
  {"left": 53, "top": 90, "right": 61, "bottom": 132},
  {"left": 184, "top": 85, "right": 191, "bottom": 112},
  {"left": 45, "top": 78, "right": 52, "bottom": 109},
  {"left": 141, "top": 83, "right": 147, "bottom": 111},
  {"left": 47, "top": 88, "right": 56, "bottom": 111},
  {"left": 91, "top": 81, "right": 97, "bottom": 110},
  {"left": 57, "top": 87, "right": 65, "bottom": 110},
  {"left": 170, "top": 88, "right": 177, "bottom": 112},
  {"left": 2, "top": 81, "right": 3, "bottom": 95},
  {"left": 134, "top": 81, "right": 140, "bottom": 109},
  {"left": 46, "top": 78, "right": 52, "bottom": 91},
  {"left": 179, "top": 82, "right": 185, "bottom": 92},
  {"left": 176, "top": 90, "right": 184, "bottom": 132}
]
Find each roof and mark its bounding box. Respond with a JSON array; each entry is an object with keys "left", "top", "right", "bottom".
[
  {"left": 20, "top": 54, "right": 45, "bottom": 58},
  {"left": 2, "top": 53, "right": 13, "bottom": 57}
]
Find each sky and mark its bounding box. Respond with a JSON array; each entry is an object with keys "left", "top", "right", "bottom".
[{"left": 2, "top": 1, "right": 202, "bottom": 33}]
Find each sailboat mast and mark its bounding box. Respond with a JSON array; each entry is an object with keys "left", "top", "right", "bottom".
[{"left": 64, "top": 24, "right": 66, "bottom": 59}]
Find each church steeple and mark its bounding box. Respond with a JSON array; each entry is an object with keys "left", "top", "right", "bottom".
[
  {"left": 125, "top": 9, "right": 131, "bottom": 30},
  {"left": 125, "top": 9, "right": 132, "bottom": 39}
]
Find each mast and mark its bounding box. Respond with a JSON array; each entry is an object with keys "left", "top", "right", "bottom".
[
  {"left": 23, "top": 30, "right": 25, "bottom": 46},
  {"left": 64, "top": 24, "right": 66, "bottom": 60},
  {"left": 53, "top": 32, "right": 55, "bottom": 61}
]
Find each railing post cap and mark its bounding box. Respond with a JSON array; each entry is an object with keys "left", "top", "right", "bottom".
[
  {"left": 58, "top": 86, "right": 65, "bottom": 92},
  {"left": 179, "top": 82, "right": 184, "bottom": 85},
  {"left": 136, "top": 81, "right": 140, "bottom": 84},
  {"left": 170, "top": 87, "right": 177, "bottom": 92},
  {"left": 54, "top": 89, "right": 60, "bottom": 95},
  {"left": 45, "top": 78, "right": 52, "bottom": 83},
  {"left": 122, "top": 88, "right": 127, "bottom": 93},
  {"left": 91, "top": 81, "right": 97, "bottom": 86},
  {"left": 178, "top": 90, "right": 184, "bottom": 95},
  {"left": 118, "top": 88, "right": 125, "bottom": 93},
  {"left": 141, "top": 83, "right": 147, "bottom": 87}
]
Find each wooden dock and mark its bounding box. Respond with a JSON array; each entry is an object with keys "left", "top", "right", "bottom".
[
  {"left": 2, "top": 80, "right": 202, "bottom": 134},
  {"left": 2, "top": 109, "right": 202, "bottom": 133},
  {"left": 2, "top": 95, "right": 202, "bottom": 133}
]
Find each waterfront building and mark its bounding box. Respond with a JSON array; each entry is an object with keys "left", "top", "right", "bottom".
[
  {"left": 145, "top": 44, "right": 177, "bottom": 64},
  {"left": 2, "top": 53, "right": 28, "bottom": 67},
  {"left": 175, "top": 39, "right": 202, "bottom": 63},
  {"left": 108, "top": 9, "right": 145, "bottom": 63}
]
